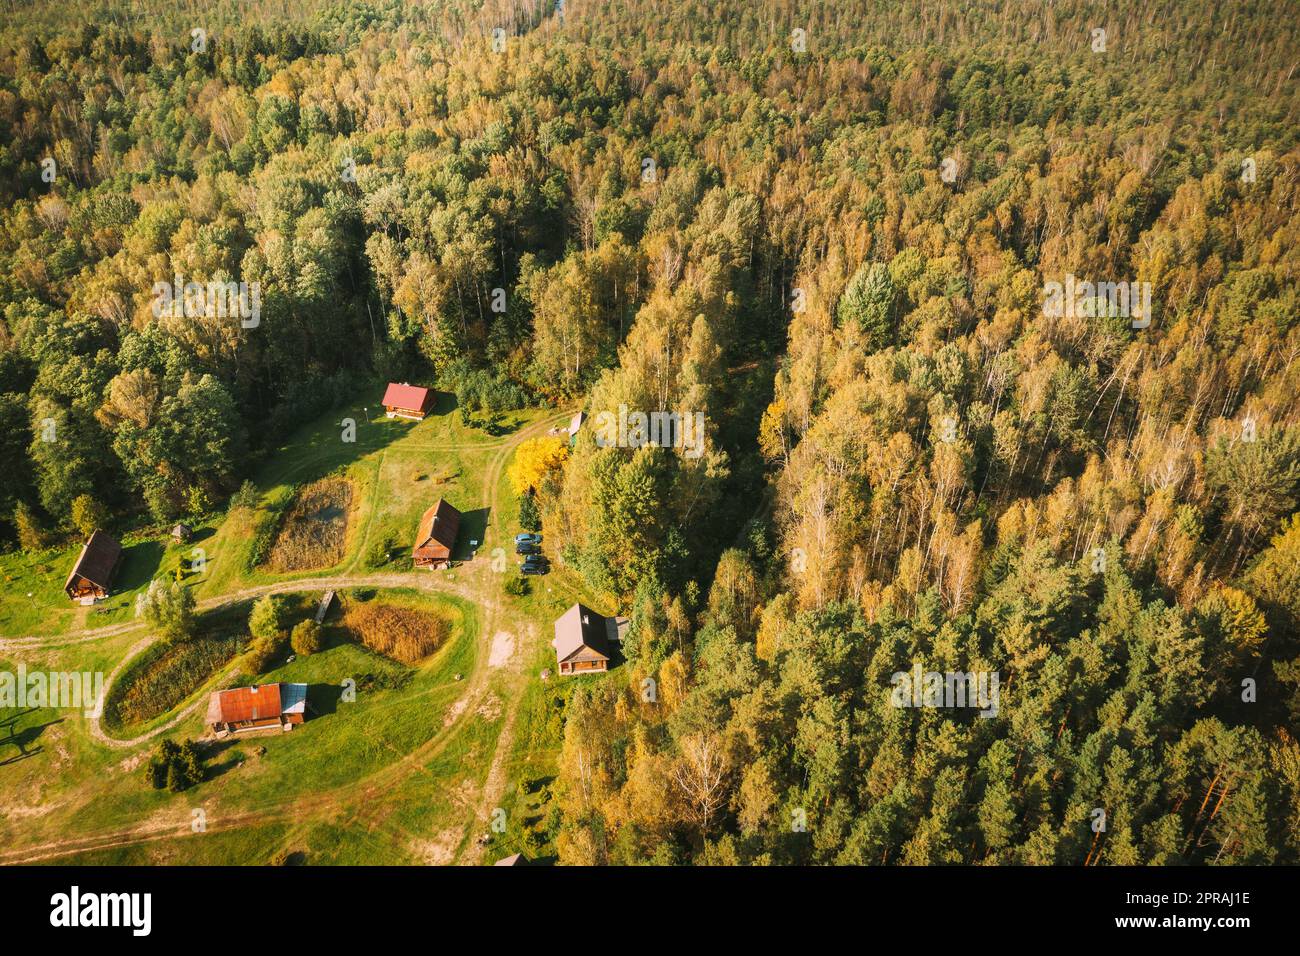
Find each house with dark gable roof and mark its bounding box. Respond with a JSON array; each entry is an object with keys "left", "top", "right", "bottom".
[
  {"left": 64, "top": 530, "right": 123, "bottom": 604},
  {"left": 551, "top": 603, "right": 629, "bottom": 676}
]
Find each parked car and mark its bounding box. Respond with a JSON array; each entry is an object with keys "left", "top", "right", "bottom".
[
  {"left": 516, "top": 542, "right": 541, "bottom": 556},
  {"left": 521, "top": 560, "right": 549, "bottom": 576},
  {"left": 522, "top": 553, "right": 549, "bottom": 572},
  {"left": 514, "top": 533, "right": 542, "bottom": 546}
]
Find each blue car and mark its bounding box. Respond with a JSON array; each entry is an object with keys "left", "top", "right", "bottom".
[{"left": 514, "top": 533, "right": 542, "bottom": 546}]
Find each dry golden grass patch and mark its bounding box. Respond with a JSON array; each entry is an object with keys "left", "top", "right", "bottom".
[
  {"left": 343, "top": 603, "right": 451, "bottom": 665},
  {"left": 266, "top": 477, "right": 354, "bottom": 572}
]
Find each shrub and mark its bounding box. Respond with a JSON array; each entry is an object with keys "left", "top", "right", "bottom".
[
  {"left": 365, "top": 533, "right": 397, "bottom": 570},
  {"left": 249, "top": 595, "right": 286, "bottom": 642},
  {"left": 14, "top": 502, "right": 47, "bottom": 551},
  {"left": 242, "top": 634, "right": 284, "bottom": 676},
  {"left": 146, "top": 739, "right": 204, "bottom": 791},
  {"left": 135, "top": 579, "right": 197, "bottom": 644},
  {"left": 228, "top": 480, "right": 258, "bottom": 511},
  {"left": 504, "top": 575, "right": 530, "bottom": 596},
  {"left": 291, "top": 619, "right": 322, "bottom": 656}
]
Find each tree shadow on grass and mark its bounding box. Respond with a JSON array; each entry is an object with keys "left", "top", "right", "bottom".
[
  {"left": 113, "top": 539, "right": 165, "bottom": 593},
  {"left": 429, "top": 390, "right": 457, "bottom": 417},
  {"left": 0, "top": 710, "right": 64, "bottom": 768},
  {"left": 453, "top": 507, "right": 491, "bottom": 561},
  {"left": 198, "top": 736, "right": 246, "bottom": 781},
  {"left": 187, "top": 526, "right": 217, "bottom": 548},
  {"left": 307, "top": 682, "right": 345, "bottom": 718}
]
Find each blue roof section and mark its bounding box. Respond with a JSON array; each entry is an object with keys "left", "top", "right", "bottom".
[{"left": 280, "top": 682, "right": 308, "bottom": 714}]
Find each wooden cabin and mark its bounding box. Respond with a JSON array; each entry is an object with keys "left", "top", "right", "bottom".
[
  {"left": 413, "top": 499, "right": 461, "bottom": 569},
  {"left": 551, "top": 603, "right": 628, "bottom": 676},
  {"left": 207, "top": 683, "right": 308, "bottom": 737},
  {"left": 63, "top": 530, "right": 123, "bottom": 604},
  {"left": 382, "top": 382, "right": 434, "bottom": 420}
]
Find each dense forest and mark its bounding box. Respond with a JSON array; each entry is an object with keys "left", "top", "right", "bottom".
[{"left": 2, "top": 0, "right": 1299, "bottom": 863}]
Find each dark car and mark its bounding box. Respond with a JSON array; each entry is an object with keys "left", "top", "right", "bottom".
[
  {"left": 516, "top": 542, "right": 541, "bottom": 556},
  {"left": 521, "top": 560, "right": 549, "bottom": 576}
]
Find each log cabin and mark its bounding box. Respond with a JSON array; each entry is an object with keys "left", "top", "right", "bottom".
[
  {"left": 63, "top": 530, "right": 123, "bottom": 604},
  {"left": 551, "top": 603, "right": 629, "bottom": 675},
  {"left": 382, "top": 382, "right": 434, "bottom": 420},
  {"left": 413, "top": 498, "right": 461, "bottom": 569}
]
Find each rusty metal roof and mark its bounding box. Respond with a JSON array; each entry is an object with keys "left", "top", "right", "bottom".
[
  {"left": 415, "top": 498, "right": 461, "bottom": 554},
  {"left": 207, "top": 683, "right": 284, "bottom": 724}
]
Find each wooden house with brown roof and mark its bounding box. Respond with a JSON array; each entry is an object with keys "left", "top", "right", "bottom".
[
  {"left": 551, "top": 603, "right": 628, "bottom": 676},
  {"left": 413, "top": 498, "right": 461, "bottom": 569},
  {"left": 63, "top": 529, "right": 123, "bottom": 604},
  {"left": 206, "top": 682, "right": 308, "bottom": 737},
  {"left": 382, "top": 382, "right": 434, "bottom": 420}
]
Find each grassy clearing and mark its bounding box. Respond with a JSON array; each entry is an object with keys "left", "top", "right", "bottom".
[
  {"left": 0, "top": 587, "right": 480, "bottom": 860},
  {"left": 1, "top": 393, "right": 580, "bottom": 865},
  {"left": 195, "top": 389, "right": 548, "bottom": 600},
  {"left": 0, "top": 522, "right": 217, "bottom": 639}
]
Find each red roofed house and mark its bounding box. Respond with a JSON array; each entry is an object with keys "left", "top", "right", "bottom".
[
  {"left": 551, "top": 603, "right": 629, "bottom": 676},
  {"left": 413, "top": 498, "right": 461, "bottom": 569},
  {"left": 207, "top": 682, "right": 308, "bottom": 737},
  {"left": 382, "top": 382, "right": 434, "bottom": 420},
  {"left": 64, "top": 529, "right": 123, "bottom": 604}
]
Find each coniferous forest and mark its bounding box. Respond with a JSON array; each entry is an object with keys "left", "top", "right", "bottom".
[{"left": 1, "top": 0, "right": 1299, "bottom": 868}]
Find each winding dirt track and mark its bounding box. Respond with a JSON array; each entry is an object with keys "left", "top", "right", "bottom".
[{"left": 0, "top": 411, "right": 571, "bottom": 865}]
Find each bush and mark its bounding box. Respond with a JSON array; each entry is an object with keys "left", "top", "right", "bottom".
[
  {"left": 291, "top": 619, "right": 322, "bottom": 656},
  {"left": 242, "top": 634, "right": 285, "bottom": 676},
  {"left": 504, "top": 575, "right": 530, "bottom": 596},
  {"left": 146, "top": 739, "right": 204, "bottom": 791},
  {"left": 14, "top": 502, "right": 47, "bottom": 551},
  {"left": 249, "top": 594, "right": 286, "bottom": 642},
  {"left": 135, "top": 579, "right": 197, "bottom": 644},
  {"left": 365, "top": 533, "right": 397, "bottom": 569},
  {"left": 229, "top": 480, "right": 259, "bottom": 511}
]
